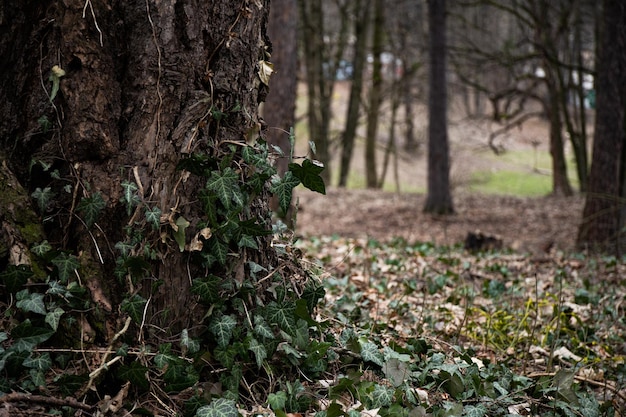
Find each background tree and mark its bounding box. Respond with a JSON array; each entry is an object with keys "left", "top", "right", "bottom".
[
  {"left": 364, "top": 0, "right": 385, "bottom": 188},
  {"left": 0, "top": 0, "right": 324, "bottom": 411},
  {"left": 451, "top": 0, "right": 597, "bottom": 195},
  {"left": 265, "top": 0, "right": 298, "bottom": 220},
  {"left": 338, "top": 0, "right": 371, "bottom": 187},
  {"left": 424, "top": 0, "right": 454, "bottom": 214},
  {"left": 577, "top": 0, "right": 626, "bottom": 252}
]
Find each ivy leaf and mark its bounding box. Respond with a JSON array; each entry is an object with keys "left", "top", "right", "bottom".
[
  {"left": 0, "top": 265, "right": 32, "bottom": 293},
  {"left": 265, "top": 301, "right": 296, "bottom": 334},
  {"left": 269, "top": 171, "right": 300, "bottom": 214},
  {"left": 359, "top": 338, "right": 384, "bottom": 367},
  {"left": 207, "top": 237, "right": 229, "bottom": 266},
  {"left": 10, "top": 320, "right": 55, "bottom": 352},
  {"left": 31, "top": 240, "right": 52, "bottom": 257},
  {"left": 206, "top": 168, "right": 240, "bottom": 211},
  {"left": 293, "top": 319, "right": 309, "bottom": 349},
  {"left": 196, "top": 398, "right": 238, "bottom": 417},
  {"left": 31, "top": 187, "right": 55, "bottom": 212},
  {"left": 51, "top": 252, "right": 79, "bottom": 283},
  {"left": 77, "top": 192, "right": 106, "bottom": 227},
  {"left": 238, "top": 234, "right": 258, "bottom": 250},
  {"left": 370, "top": 384, "right": 394, "bottom": 408},
  {"left": 144, "top": 206, "right": 162, "bottom": 230},
  {"left": 23, "top": 352, "right": 52, "bottom": 371},
  {"left": 181, "top": 328, "right": 200, "bottom": 355},
  {"left": 248, "top": 337, "right": 267, "bottom": 368},
  {"left": 289, "top": 159, "right": 326, "bottom": 194},
  {"left": 117, "top": 361, "right": 150, "bottom": 391},
  {"left": 237, "top": 218, "right": 272, "bottom": 237},
  {"left": 267, "top": 391, "right": 287, "bottom": 411},
  {"left": 120, "top": 180, "right": 141, "bottom": 215},
  {"left": 164, "top": 362, "right": 198, "bottom": 392},
  {"left": 16, "top": 290, "right": 46, "bottom": 315},
  {"left": 209, "top": 314, "right": 237, "bottom": 348},
  {"left": 253, "top": 315, "right": 274, "bottom": 340},
  {"left": 45, "top": 307, "right": 65, "bottom": 331},
  {"left": 121, "top": 294, "right": 147, "bottom": 324},
  {"left": 191, "top": 275, "right": 222, "bottom": 304},
  {"left": 154, "top": 343, "right": 180, "bottom": 369},
  {"left": 302, "top": 282, "right": 326, "bottom": 314}
]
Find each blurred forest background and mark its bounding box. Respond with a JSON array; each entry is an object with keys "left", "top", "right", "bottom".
[{"left": 265, "top": 0, "right": 625, "bottom": 252}]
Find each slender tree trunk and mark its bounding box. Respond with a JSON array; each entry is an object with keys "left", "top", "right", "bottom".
[
  {"left": 339, "top": 0, "right": 371, "bottom": 187},
  {"left": 365, "top": 0, "right": 384, "bottom": 188},
  {"left": 546, "top": 76, "right": 574, "bottom": 197},
  {"left": 424, "top": 0, "right": 454, "bottom": 214}
]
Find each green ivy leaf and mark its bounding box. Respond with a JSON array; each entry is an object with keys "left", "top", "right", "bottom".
[
  {"left": 31, "top": 187, "right": 55, "bottom": 212},
  {"left": 206, "top": 168, "right": 240, "bottom": 211},
  {"left": 237, "top": 218, "right": 272, "bottom": 237},
  {"left": 265, "top": 301, "right": 296, "bottom": 334},
  {"left": 154, "top": 343, "right": 179, "bottom": 369},
  {"left": 0, "top": 265, "right": 32, "bottom": 293},
  {"left": 207, "top": 237, "right": 229, "bottom": 266},
  {"left": 302, "top": 282, "right": 326, "bottom": 314},
  {"left": 267, "top": 391, "right": 287, "bottom": 411},
  {"left": 51, "top": 252, "right": 79, "bottom": 283},
  {"left": 248, "top": 337, "right": 267, "bottom": 368},
  {"left": 121, "top": 294, "right": 147, "bottom": 324},
  {"left": 31, "top": 240, "right": 52, "bottom": 257},
  {"left": 16, "top": 290, "right": 46, "bottom": 315},
  {"left": 163, "top": 362, "right": 199, "bottom": 392},
  {"left": 23, "top": 353, "right": 52, "bottom": 371},
  {"left": 369, "top": 384, "right": 394, "bottom": 408},
  {"left": 77, "top": 192, "right": 106, "bottom": 227},
  {"left": 238, "top": 234, "right": 258, "bottom": 250},
  {"left": 359, "top": 338, "right": 384, "bottom": 367},
  {"left": 253, "top": 315, "right": 274, "bottom": 340},
  {"left": 145, "top": 206, "right": 162, "bottom": 230},
  {"left": 181, "top": 329, "right": 200, "bottom": 355},
  {"left": 45, "top": 307, "right": 65, "bottom": 331},
  {"left": 120, "top": 180, "right": 141, "bottom": 216},
  {"left": 293, "top": 319, "right": 309, "bottom": 349},
  {"left": 10, "top": 320, "right": 55, "bottom": 352},
  {"left": 270, "top": 171, "right": 300, "bottom": 214},
  {"left": 117, "top": 360, "right": 150, "bottom": 391},
  {"left": 288, "top": 159, "right": 326, "bottom": 194},
  {"left": 209, "top": 314, "right": 237, "bottom": 348},
  {"left": 191, "top": 275, "right": 222, "bottom": 304},
  {"left": 196, "top": 398, "right": 238, "bottom": 417}
]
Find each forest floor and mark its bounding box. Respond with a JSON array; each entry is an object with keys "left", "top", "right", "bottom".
[{"left": 278, "top": 84, "right": 626, "bottom": 416}]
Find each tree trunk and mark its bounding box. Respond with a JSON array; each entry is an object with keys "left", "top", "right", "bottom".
[
  {"left": 578, "top": 0, "right": 626, "bottom": 252},
  {"left": 365, "top": 0, "right": 384, "bottom": 188},
  {"left": 338, "top": 0, "right": 370, "bottom": 187},
  {"left": 0, "top": 0, "right": 274, "bottom": 335},
  {"left": 265, "top": 0, "right": 298, "bottom": 220},
  {"left": 424, "top": 0, "right": 454, "bottom": 214},
  {"left": 545, "top": 76, "right": 574, "bottom": 197}
]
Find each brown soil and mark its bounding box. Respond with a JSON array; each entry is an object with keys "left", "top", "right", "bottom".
[{"left": 294, "top": 188, "right": 585, "bottom": 255}]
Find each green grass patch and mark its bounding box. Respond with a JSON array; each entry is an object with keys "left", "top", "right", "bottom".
[{"left": 469, "top": 169, "right": 553, "bottom": 196}]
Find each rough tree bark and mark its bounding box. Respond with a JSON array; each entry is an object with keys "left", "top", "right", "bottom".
[
  {"left": 0, "top": 0, "right": 273, "bottom": 334},
  {"left": 424, "top": 0, "right": 454, "bottom": 214},
  {"left": 577, "top": 0, "right": 626, "bottom": 252}
]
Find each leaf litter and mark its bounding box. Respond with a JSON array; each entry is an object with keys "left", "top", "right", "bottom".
[{"left": 292, "top": 188, "right": 626, "bottom": 416}]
